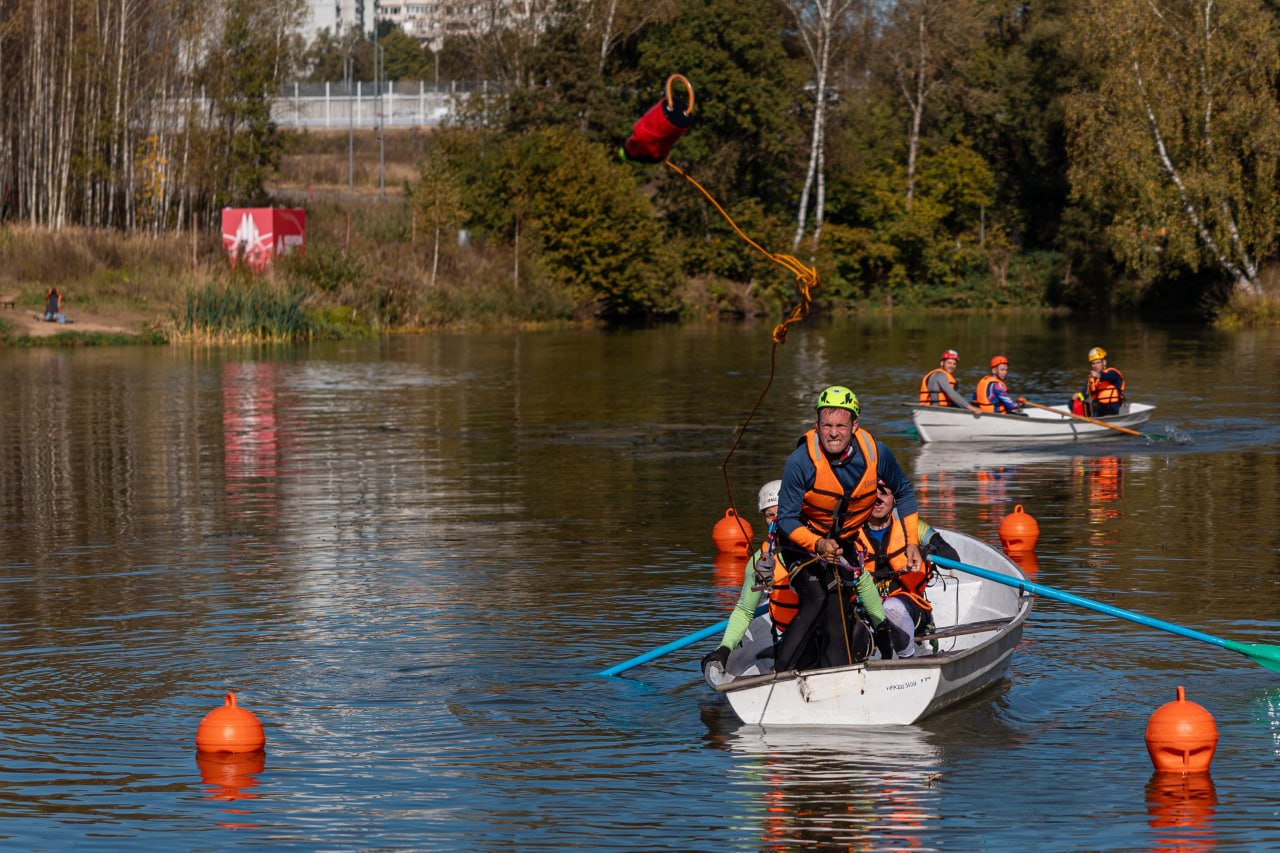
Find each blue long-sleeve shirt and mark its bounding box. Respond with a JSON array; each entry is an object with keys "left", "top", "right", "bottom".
[{"left": 776, "top": 431, "right": 919, "bottom": 551}]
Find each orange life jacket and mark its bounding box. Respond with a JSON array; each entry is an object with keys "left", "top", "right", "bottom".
[
  {"left": 766, "top": 539, "right": 800, "bottom": 633},
  {"left": 1088, "top": 369, "right": 1125, "bottom": 407},
  {"left": 974, "top": 375, "right": 1005, "bottom": 413},
  {"left": 798, "top": 427, "right": 880, "bottom": 543},
  {"left": 856, "top": 515, "right": 933, "bottom": 612},
  {"left": 918, "top": 368, "right": 956, "bottom": 406}
]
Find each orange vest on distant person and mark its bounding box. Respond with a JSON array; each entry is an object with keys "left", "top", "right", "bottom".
[
  {"left": 918, "top": 368, "right": 956, "bottom": 405},
  {"left": 1088, "top": 369, "right": 1125, "bottom": 406},
  {"left": 974, "top": 375, "right": 1005, "bottom": 413}
]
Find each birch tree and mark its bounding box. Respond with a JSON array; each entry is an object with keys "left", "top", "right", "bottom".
[
  {"left": 782, "top": 0, "right": 859, "bottom": 253},
  {"left": 1066, "top": 0, "right": 1280, "bottom": 297},
  {"left": 878, "top": 0, "right": 980, "bottom": 209}
]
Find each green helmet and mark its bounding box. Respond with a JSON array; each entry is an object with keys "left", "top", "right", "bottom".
[{"left": 815, "top": 385, "right": 860, "bottom": 416}]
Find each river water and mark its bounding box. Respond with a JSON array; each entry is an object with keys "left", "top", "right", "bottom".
[{"left": 1, "top": 315, "right": 1277, "bottom": 850}]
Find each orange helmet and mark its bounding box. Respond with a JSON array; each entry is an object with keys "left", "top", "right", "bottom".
[{"left": 990, "top": 355, "right": 1009, "bottom": 369}]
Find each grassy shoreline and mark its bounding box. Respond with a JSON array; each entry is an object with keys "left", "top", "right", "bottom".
[{"left": 2, "top": 128, "right": 1275, "bottom": 346}]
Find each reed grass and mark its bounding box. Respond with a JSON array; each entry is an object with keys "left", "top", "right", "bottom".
[{"left": 179, "top": 277, "right": 314, "bottom": 343}]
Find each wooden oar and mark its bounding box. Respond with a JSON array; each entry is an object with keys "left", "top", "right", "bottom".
[
  {"left": 1017, "top": 397, "right": 1145, "bottom": 437},
  {"left": 597, "top": 604, "right": 769, "bottom": 677},
  {"left": 929, "top": 554, "right": 1280, "bottom": 672}
]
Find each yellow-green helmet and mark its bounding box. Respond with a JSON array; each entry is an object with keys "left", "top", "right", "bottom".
[
  {"left": 1087, "top": 346, "right": 1107, "bottom": 362},
  {"left": 815, "top": 385, "right": 860, "bottom": 416}
]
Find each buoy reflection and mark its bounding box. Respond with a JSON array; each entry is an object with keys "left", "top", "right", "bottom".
[
  {"left": 196, "top": 748, "right": 266, "bottom": 802},
  {"left": 1145, "top": 771, "right": 1217, "bottom": 853}
]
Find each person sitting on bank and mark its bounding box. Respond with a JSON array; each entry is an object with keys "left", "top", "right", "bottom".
[
  {"left": 856, "top": 481, "right": 960, "bottom": 660},
  {"left": 918, "top": 349, "right": 982, "bottom": 413},
  {"left": 701, "top": 479, "right": 888, "bottom": 682},
  {"left": 773, "top": 386, "right": 922, "bottom": 672},
  {"left": 973, "top": 355, "right": 1022, "bottom": 414},
  {"left": 1083, "top": 347, "right": 1125, "bottom": 416},
  {"left": 43, "top": 287, "right": 64, "bottom": 323}
]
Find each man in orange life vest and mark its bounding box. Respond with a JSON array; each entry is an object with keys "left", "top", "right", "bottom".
[
  {"left": 919, "top": 349, "right": 981, "bottom": 413},
  {"left": 972, "top": 355, "right": 1023, "bottom": 414},
  {"left": 773, "top": 386, "right": 921, "bottom": 672},
  {"left": 701, "top": 479, "right": 887, "bottom": 684},
  {"left": 857, "top": 481, "right": 960, "bottom": 659},
  {"left": 1083, "top": 346, "right": 1125, "bottom": 416}
]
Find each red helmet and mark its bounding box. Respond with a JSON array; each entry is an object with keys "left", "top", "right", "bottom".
[
  {"left": 990, "top": 355, "right": 1009, "bottom": 368},
  {"left": 940, "top": 349, "right": 959, "bottom": 361}
]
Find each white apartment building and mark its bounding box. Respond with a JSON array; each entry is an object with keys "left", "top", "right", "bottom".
[
  {"left": 301, "top": 0, "right": 377, "bottom": 40},
  {"left": 376, "top": 1, "right": 541, "bottom": 48}
]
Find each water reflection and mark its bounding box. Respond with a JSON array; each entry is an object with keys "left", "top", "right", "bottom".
[
  {"left": 725, "top": 726, "right": 941, "bottom": 850},
  {"left": 195, "top": 749, "right": 266, "bottom": 803},
  {"left": 712, "top": 553, "right": 749, "bottom": 608},
  {"left": 221, "top": 361, "right": 283, "bottom": 530},
  {"left": 1145, "top": 772, "right": 1217, "bottom": 853}
]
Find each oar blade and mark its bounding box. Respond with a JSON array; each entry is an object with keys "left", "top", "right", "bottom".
[{"left": 1232, "top": 642, "right": 1280, "bottom": 673}]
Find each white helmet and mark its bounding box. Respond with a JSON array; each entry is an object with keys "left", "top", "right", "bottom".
[{"left": 757, "top": 480, "right": 782, "bottom": 512}]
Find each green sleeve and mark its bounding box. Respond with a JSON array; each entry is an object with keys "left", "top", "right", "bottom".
[
  {"left": 719, "top": 548, "right": 765, "bottom": 650},
  {"left": 917, "top": 518, "right": 937, "bottom": 545},
  {"left": 856, "top": 571, "right": 885, "bottom": 626}
]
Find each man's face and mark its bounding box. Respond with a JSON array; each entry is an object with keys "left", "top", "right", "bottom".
[
  {"left": 763, "top": 506, "right": 778, "bottom": 525},
  {"left": 993, "top": 363, "right": 1009, "bottom": 380},
  {"left": 817, "top": 408, "right": 856, "bottom": 456},
  {"left": 942, "top": 357, "right": 958, "bottom": 372},
  {"left": 870, "top": 482, "right": 894, "bottom": 521},
  {"left": 1090, "top": 358, "right": 1105, "bottom": 373}
]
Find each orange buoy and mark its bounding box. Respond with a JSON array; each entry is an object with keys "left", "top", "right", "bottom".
[
  {"left": 711, "top": 509, "right": 753, "bottom": 555},
  {"left": 998, "top": 504, "right": 1040, "bottom": 553},
  {"left": 196, "top": 692, "right": 266, "bottom": 753},
  {"left": 1145, "top": 686, "right": 1218, "bottom": 773}
]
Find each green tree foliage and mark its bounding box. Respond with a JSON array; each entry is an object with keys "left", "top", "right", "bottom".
[
  {"left": 441, "top": 127, "right": 678, "bottom": 318},
  {"left": 633, "top": 0, "right": 806, "bottom": 215},
  {"left": 380, "top": 27, "right": 431, "bottom": 81},
  {"left": 198, "top": 0, "right": 305, "bottom": 208},
  {"left": 1066, "top": 0, "right": 1280, "bottom": 298},
  {"left": 408, "top": 153, "right": 467, "bottom": 288}
]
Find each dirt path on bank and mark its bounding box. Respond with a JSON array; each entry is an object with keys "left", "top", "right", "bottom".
[{"left": 1, "top": 303, "right": 155, "bottom": 339}]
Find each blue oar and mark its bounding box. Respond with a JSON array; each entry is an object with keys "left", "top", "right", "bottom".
[
  {"left": 930, "top": 554, "right": 1280, "bottom": 673},
  {"left": 597, "top": 604, "right": 770, "bottom": 677}
]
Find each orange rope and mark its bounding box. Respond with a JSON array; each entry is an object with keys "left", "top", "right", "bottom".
[{"left": 659, "top": 158, "right": 820, "bottom": 543}]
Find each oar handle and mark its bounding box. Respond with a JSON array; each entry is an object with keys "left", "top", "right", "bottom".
[
  {"left": 928, "top": 554, "right": 1231, "bottom": 650},
  {"left": 597, "top": 620, "right": 728, "bottom": 677},
  {"left": 1017, "top": 398, "right": 1143, "bottom": 437},
  {"left": 597, "top": 603, "right": 771, "bottom": 677}
]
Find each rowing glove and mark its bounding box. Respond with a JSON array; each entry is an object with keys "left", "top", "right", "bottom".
[{"left": 701, "top": 646, "right": 730, "bottom": 674}]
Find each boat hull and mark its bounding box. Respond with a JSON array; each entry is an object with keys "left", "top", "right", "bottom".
[
  {"left": 910, "top": 402, "right": 1155, "bottom": 443},
  {"left": 713, "top": 533, "right": 1032, "bottom": 727}
]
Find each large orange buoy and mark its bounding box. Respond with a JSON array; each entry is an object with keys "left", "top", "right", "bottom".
[
  {"left": 712, "top": 509, "right": 753, "bottom": 555},
  {"left": 196, "top": 692, "right": 266, "bottom": 753},
  {"left": 1145, "top": 686, "right": 1218, "bottom": 773},
  {"left": 998, "top": 505, "right": 1040, "bottom": 553}
]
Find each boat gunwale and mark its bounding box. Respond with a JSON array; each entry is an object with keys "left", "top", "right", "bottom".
[{"left": 712, "top": 595, "right": 1034, "bottom": 696}]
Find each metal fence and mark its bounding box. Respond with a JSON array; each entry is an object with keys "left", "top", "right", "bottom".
[{"left": 271, "top": 80, "right": 492, "bottom": 129}]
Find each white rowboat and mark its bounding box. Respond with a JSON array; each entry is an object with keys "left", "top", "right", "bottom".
[
  {"left": 910, "top": 402, "right": 1156, "bottom": 443},
  {"left": 707, "top": 531, "right": 1032, "bottom": 726}
]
